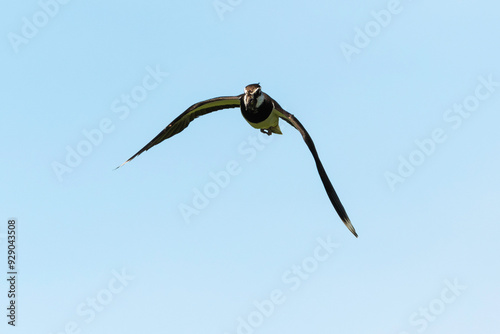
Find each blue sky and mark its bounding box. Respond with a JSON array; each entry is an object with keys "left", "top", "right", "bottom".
[{"left": 2, "top": 0, "right": 500, "bottom": 333}]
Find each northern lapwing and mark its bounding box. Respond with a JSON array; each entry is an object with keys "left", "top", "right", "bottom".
[{"left": 118, "top": 84, "right": 358, "bottom": 237}]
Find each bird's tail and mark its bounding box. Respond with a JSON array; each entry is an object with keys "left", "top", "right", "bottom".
[{"left": 269, "top": 125, "right": 282, "bottom": 135}]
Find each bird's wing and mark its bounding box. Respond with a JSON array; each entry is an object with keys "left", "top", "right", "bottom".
[
  {"left": 117, "top": 95, "right": 242, "bottom": 168},
  {"left": 272, "top": 100, "right": 358, "bottom": 238}
]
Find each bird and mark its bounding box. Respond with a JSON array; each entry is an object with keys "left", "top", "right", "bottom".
[{"left": 117, "top": 83, "right": 358, "bottom": 237}]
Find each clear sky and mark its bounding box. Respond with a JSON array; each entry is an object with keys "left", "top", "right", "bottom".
[{"left": 2, "top": 0, "right": 499, "bottom": 333}]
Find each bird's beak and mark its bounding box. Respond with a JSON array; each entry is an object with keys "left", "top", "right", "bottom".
[{"left": 244, "top": 93, "right": 254, "bottom": 108}]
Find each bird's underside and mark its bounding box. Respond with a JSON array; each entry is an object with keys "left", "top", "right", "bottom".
[{"left": 117, "top": 84, "right": 357, "bottom": 237}]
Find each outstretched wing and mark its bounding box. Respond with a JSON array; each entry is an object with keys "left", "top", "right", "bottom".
[
  {"left": 272, "top": 100, "right": 358, "bottom": 238},
  {"left": 117, "top": 95, "right": 242, "bottom": 168}
]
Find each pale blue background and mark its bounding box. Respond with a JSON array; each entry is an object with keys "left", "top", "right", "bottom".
[{"left": 2, "top": 0, "right": 499, "bottom": 333}]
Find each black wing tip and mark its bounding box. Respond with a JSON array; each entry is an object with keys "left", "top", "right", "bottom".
[
  {"left": 114, "top": 156, "right": 135, "bottom": 170},
  {"left": 342, "top": 217, "right": 358, "bottom": 238},
  {"left": 114, "top": 162, "right": 126, "bottom": 170},
  {"left": 113, "top": 162, "right": 126, "bottom": 170}
]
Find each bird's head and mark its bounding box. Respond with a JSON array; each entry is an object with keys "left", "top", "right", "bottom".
[{"left": 244, "top": 83, "right": 264, "bottom": 112}]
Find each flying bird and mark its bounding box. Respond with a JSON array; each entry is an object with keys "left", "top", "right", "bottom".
[{"left": 118, "top": 84, "right": 358, "bottom": 237}]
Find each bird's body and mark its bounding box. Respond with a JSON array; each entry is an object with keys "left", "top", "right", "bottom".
[
  {"left": 241, "top": 85, "right": 283, "bottom": 135},
  {"left": 118, "top": 84, "right": 358, "bottom": 237}
]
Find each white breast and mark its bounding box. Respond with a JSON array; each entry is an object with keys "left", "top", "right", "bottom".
[{"left": 255, "top": 94, "right": 265, "bottom": 108}]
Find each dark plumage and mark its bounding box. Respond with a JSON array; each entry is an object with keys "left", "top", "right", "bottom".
[{"left": 118, "top": 84, "right": 357, "bottom": 237}]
